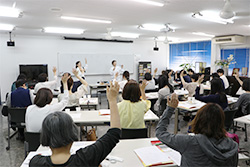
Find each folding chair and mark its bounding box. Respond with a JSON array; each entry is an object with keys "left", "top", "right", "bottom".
[
  {"left": 224, "top": 107, "right": 238, "bottom": 131},
  {"left": 6, "top": 107, "right": 26, "bottom": 150},
  {"left": 24, "top": 132, "right": 41, "bottom": 157}
]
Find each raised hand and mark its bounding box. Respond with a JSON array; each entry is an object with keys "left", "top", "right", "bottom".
[
  {"left": 167, "top": 93, "right": 179, "bottom": 108},
  {"left": 107, "top": 81, "right": 119, "bottom": 102}
]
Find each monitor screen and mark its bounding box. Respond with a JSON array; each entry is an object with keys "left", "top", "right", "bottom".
[{"left": 19, "top": 64, "right": 48, "bottom": 82}]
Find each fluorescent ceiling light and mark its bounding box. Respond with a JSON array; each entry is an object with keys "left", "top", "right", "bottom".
[
  {"left": 131, "top": 0, "right": 164, "bottom": 7},
  {"left": 111, "top": 32, "right": 140, "bottom": 38},
  {"left": 192, "top": 32, "right": 215, "bottom": 37},
  {"left": 43, "top": 27, "right": 84, "bottom": 34},
  {"left": 0, "top": 6, "right": 21, "bottom": 18},
  {"left": 0, "top": 24, "right": 15, "bottom": 31},
  {"left": 139, "top": 24, "right": 165, "bottom": 31},
  {"left": 61, "top": 16, "right": 111, "bottom": 24},
  {"left": 192, "top": 12, "right": 234, "bottom": 24}
]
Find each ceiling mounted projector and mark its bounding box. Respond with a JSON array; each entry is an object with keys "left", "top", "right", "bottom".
[{"left": 219, "top": 0, "right": 235, "bottom": 19}]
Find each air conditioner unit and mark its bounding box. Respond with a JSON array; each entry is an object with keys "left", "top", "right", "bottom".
[{"left": 212, "top": 35, "right": 245, "bottom": 45}]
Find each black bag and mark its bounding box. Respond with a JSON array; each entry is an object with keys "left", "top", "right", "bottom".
[{"left": 1, "top": 105, "right": 8, "bottom": 116}]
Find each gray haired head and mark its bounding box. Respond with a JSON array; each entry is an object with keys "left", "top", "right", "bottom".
[{"left": 41, "top": 112, "right": 78, "bottom": 148}]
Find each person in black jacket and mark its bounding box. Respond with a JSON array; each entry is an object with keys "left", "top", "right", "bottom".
[{"left": 29, "top": 82, "right": 121, "bottom": 167}]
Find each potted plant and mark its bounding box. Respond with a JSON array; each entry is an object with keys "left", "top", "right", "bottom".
[
  {"left": 215, "top": 54, "right": 236, "bottom": 75},
  {"left": 179, "top": 63, "right": 194, "bottom": 71}
]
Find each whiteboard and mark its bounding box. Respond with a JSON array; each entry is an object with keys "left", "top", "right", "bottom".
[{"left": 57, "top": 53, "right": 135, "bottom": 75}]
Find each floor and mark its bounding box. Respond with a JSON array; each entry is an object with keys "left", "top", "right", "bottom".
[{"left": 0, "top": 95, "right": 250, "bottom": 167}]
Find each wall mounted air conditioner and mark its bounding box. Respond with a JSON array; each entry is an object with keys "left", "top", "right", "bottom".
[{"left": 212, "top": 35, "right": 245, "bottom": 45}]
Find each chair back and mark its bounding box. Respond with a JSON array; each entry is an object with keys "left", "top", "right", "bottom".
[
  {"left": 24, "top": 132, "right": 41, "bottom": 151},
  {"left": 159, "top": 99, "right": 167, "bottom": 113},
  {"left": 63, "top": 106, "right": 77, "bottom": 111},
  {"left": 224, "top": 107, "right": 238, "bottom": 131},
  {"left": 145, "top": 89, "right": 158, "bottom": 93},
  {"left": 245, "top": 103, "right": 250, "bottom": 115},
  {"left": 121, "top": 128, "right": 148, "bottom": 139},
  {"left": 8, "top": 108, "right": 26, "bottom": 124}
]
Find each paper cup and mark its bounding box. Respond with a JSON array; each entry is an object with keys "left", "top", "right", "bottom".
[{"left": 76, "top": 107, "right": 81, "bottom": 111}]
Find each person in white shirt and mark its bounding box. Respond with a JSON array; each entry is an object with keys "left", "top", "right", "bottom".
[
  {"left": 110, "top": 60, "right": 124, "bottom": 81},
  {"left": 34, "top": 67, "right": 58, "bottom": 94},
  {"left": 114, "top": 71, "right": 130, "bottom": 92},
  {"left": 58, "top": 69, "right": 88, "bottom": 107},
  {"left": 144, "top": 68, "right": 157, "bottom": 91},
  {"left": 75, "top": 58, "right": 88, "bottom": 79},
  {"left": 25, "top": 74, "right": 69, "bottom": 132},
  {"left": 217, "top": 69, "right": 229, "bottom": 90}
]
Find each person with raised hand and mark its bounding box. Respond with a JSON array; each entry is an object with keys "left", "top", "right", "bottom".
[
  {"left": 156, "top": 93, "right": 238, "bottom": 167},
  {"left": 118, "top": 79, "right": 151, "bottom": 129},
  {"left": 25, "top": 74, "right": 70, "bottom": 132},
  {"left": 29, "top": 81, "right": 121, "bottom": 166}
]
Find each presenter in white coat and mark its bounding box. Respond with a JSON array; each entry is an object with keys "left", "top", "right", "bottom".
[{"left": 110, "top": 60, "right": 124, "bottom": 81}]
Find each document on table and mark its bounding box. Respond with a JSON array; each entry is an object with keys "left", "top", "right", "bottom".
[
  {"left": 134, "top": 146, "right": 173, "bottom": 167},
  {"left": 99, "top": 109, "right": 110, "bottom": 115}
]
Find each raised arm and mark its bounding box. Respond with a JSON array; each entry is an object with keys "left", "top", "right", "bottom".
[
  {"left": 140, "top": 80, "right": 147, "bottom": 100},
  {"left": 107, "top": 81, "right": 120, "bottom": 129},
  {"left": 156, "top": 93, "right": 190, "bottom": 153},
  {"left": 72, "top": 68, "right": 88, "bottom": 87},
  {"left": 180, "top": 70, "right": 187, "bottom": 86},
  {"left": 233, "top": 71, "right": 243, "bottom": 86},
  {"left": 153, "top": 68, "right": 158, "bottom": 78}
]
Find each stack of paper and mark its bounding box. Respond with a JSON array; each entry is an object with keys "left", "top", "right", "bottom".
[
  {"left": 134, "top": 146, "right": 173, "bottom": 167},
  {"left": 99, "top": 109, "right": 110, "bottom": 116}
]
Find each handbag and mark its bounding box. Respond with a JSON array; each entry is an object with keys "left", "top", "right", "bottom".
[{"left": 87, "top": 128, "right": 97, "bottom": 141}]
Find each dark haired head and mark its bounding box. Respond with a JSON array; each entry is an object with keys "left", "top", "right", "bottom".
[
  {"left": 41, "top": 112, "right": 78, "bottom": 148},
  {"left": 17, "top": 73, "right": 27, "bottom": 80},
  {"left": 16, "top": 79, "right": 26, "bottom": 88},
  {"left": 217, "top": 69, "right": 224, "bottom": 74},
  {"left": 211, "top": 78, "right": 227, "bottom": 103},
  {"left": 34, "top": 88, "right": 53, "bottom": 107},
  {"left": 242, "top": 79, "right": 250, "bottom": 91},
  {"left": 123, "top": 71, "right": 130, "bottom": 81},
  {"left": 111, "top": 60, "right": 116, "bottom": 65},
  {"left": 190, "top": 74, "right": 199, "bottom": 82},
  {"left": 180, "top": 70, "right": 187, "bottom": 75},
  {"left": 144, "top": 73, "right": 152, "bottom": 81},
  {"left": 61, "top": 73, "right": 73, "bottom": 91},
  {"left": 161, "top": 70, "right": 166, "bottom": 75},
  {"left": 75, "top": 61, "right": 80, "bottom": 68},
  {"left": 122, "top": 80, "right": 141, "bottom": 102},
  {"left": 187, "top": 69, "right": 194, "bottom": 74},
  {"left": 211, "top": 72, "right": 220, "bottom": 79},
  {"left": 158, "top": 75, "right": 174, "bottom": 93},
  {"left": 190, "top": 103, "right": 226, "bottom": 140},
  {"left": 38, "top": 73, "right": 48, "bottom": 82}
]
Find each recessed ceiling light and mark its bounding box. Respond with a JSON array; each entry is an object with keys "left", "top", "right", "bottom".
[
  {"left": 192, "top": 12, "right": 234, "bottom": 24},
  {"left": 111, "top": 32, "right": 140, "bottom": 39},
  {"left": 61, "top": 16, "right": 111, "bottom": 24},
  {"left": 0, "top": 6, "right": 22, "bottom": 18},
  {"left": 131, "top": 0, "right": 164, "bottom": 7},
  {"left": 192, "top": 32, "right": 215, "bottom": 37},
  {"left": 43, "top": 27, "right": 84, "bottom": 35},
  {"left": 0, "top": 24, "right": 15, "bottom": 31}
]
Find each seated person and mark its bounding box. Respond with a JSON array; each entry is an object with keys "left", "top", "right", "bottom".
[
  {"left": 175, "top": 70, "right": 191, "bottom": 88},
  {"left": 7, "top": 79, "right": 34, "bottom": 108},
  {"left": 6, "top": 79, "right": 34, "bottom": 140},
  {"left": 154, "top": 75, "right": 174, "bottom": 116},
  {"left": 29, "top": 82, "right": 121, "bottom": 166},
  {"left": 11, "top": 73, "right": 27, "bottom": 92},
  {"left": 114, "top": 70, "right": 130, "bottom": 91},
  {"left": 187, "top": 68, "right": 194, "bottom": 76},
  {"left": 195, "top": 76, "right": 228, "bottom": 110},
  {"left": 180, "top": 71, "right": 202, "bottom": 97},
  {"left": 156, "top": 93, "right": 238, "bottom": 167},
  {"left": 118, "top": 80, "right": 151, "bottom": 129},
  {"left": 144, "top": 68, "right": 157, "bottom": 90},
  {"left": 26, "top": 75, "right": 69, "bottom": 132},
  {"left": 233, "top": 78, "right": 250, "bottom": 117},
  {"left": 217, "top": 69, "right": 229, "bottom": 90},
  {"left": 58, "top": 69, "right": 88, "bottom": 107},
  {"left": 34, "top": 67, "right": 58, "bottom": 94}
]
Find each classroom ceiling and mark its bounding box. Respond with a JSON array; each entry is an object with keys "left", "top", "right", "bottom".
[{"left": 0, "top": 0, "right": 249, "bottom": 42}]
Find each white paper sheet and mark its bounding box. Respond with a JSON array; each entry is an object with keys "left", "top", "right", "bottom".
[
  {"left": 99, "top": 109, "right": 111, "bottom": 115},
  {"left": 134, "top": 146, "right": 173, "bottom": 166}
]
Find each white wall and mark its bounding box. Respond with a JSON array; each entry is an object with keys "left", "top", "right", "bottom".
[{"left": 0, "top": 34, "right": 168, "bottom": 101}]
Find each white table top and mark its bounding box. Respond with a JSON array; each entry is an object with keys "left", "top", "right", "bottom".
[
  {"left": 201, "top": 84, "right": 211, "bottom": 90},
  {"left": 177, "top": 99, "right": 206, "bottom": 112},
  {"left": 234, "top": 114, "right": 250, "bottom": 125},
  {"left": 66, "top": 110, "right": 159, "bottom": 124},
  {"left": 89, "top": 83, "right": 109, "bottom": 88},
  {"left": 174, "top": 89, "right": 189, "bottom": 96},
  {"left": 236, "top": 87, "right": 246, "bottom": 95},
  {"left": 227, "top": 95, "right": 238, "bottom": 105},
  {"left": 146, "top": 92, "right": 158, "bottom": 100},
  {"left": 22, "top": 138, "right": 178, "bottom": 167}
]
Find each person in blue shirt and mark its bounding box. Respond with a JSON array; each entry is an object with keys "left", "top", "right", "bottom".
[
  {"left": 175, "top": 70, "right": 191, "bottom": 88},
  {"left": 11, "top": 73, "right": 27, "bottom": 92},
  {"left": 7, "top": 79, "right": 34, "bottom": 140}
]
